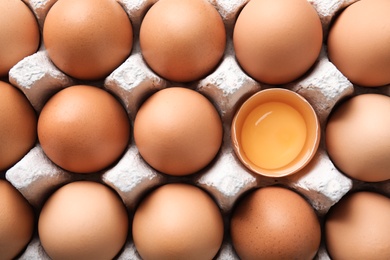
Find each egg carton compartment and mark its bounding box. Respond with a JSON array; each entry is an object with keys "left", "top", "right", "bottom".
[{"left": 2, "top": 0, "right": 390, "bottom": 259}]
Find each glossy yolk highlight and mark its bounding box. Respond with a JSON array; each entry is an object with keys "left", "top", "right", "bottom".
[{"left": 241, "top": 102, "right": 307, "bottom": 170}]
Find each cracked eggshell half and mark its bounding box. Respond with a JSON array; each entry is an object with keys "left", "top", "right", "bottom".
[{"left": 231, "top": 88, "right": 320, "bottom": 177}]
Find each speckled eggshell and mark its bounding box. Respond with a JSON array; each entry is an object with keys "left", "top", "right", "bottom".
[
  {"left": 230, "top": 186, "right": 321, "bottom": 259},
  {"left": 43, "top": 0, "right": 133, "bottom": 80}
]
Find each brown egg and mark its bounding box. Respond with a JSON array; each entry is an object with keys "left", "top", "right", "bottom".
[
  {"left": 38, "top": 181, "right": 129, "bottom": 260},
  {"left": 326, "top": 94, "right": 390, "bottom": 182},
  {"left": 327, "top": 0, "right": 390, "bottom": 87},
  {"left": 133, "top": 87, "right": 223, "bottom": 176},
  {"left": 0, "top": 0, "right": 40, "bottom": 76},
  {"left": 132, "top": 183, "right": 224, "bottom": 260},
  {"left": 325, "top": 191, "right": 390, "bottom": 259},
  {"left": 231, "top": 186, "right": 321, "bottom": 259},
  {"left": 43, "top": 0, "right": 133, "bottom": 80},
  {"left": 38, "top": 85, "right": 130, "bottom": 174},
  {"left": 0, "top": 81, "right": 37, "bottom": 171},
  {"left": 0, "top": 179, "right": 34, "bottom": 259},
  {"left": 140, "top": 0, "right": 226, "bottom": 82},
  {"left": 233, "top": 0, "right": 323, "bottom": 85}
]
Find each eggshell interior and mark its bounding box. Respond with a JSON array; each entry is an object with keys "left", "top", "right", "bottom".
[
  {"left": 231, "top": 88, "right": 320, "bottom": 177},
  {"left": 2, "top": 0, "right": 390, "bottom": 259}
]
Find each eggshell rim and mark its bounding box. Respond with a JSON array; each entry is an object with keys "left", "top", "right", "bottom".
[{"left": 231, "top": 88, "right": 320, "bottom": 177}]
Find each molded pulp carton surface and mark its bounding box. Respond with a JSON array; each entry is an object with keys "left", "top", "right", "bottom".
[{"left": 3, "top": 0, "right": 390, "bottom": 259}]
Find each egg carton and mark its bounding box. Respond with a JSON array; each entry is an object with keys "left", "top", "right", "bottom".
[{"left": 3, "top": 0, "right": 390, "bottom": 259}]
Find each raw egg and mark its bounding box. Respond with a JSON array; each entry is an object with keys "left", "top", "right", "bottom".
[
  {"left": 38, "top": 181, "right": 129, "bottom": 260},
  {"left": 43, "top": 0, "right": 133, "bottom": 80},
  {"left": 0, "top": 81, "right": 37, "bottom": 171},
  {"left": 231, "top": 186, "right": 321, "bottom": 259},
  {"left": 0, "top": 179, "right": 34, "bottom": 259},
  {"left": 325, "top": 191, "right": 390, "bottom": 259},
  {"left": 326, "top": 93, "right": 390, "bottom": 182},
  {"left": 38, "top": 85, "right": 130, "bottom": 174},
  {"left": 233, "top": 0, "right": 323, "bottom": 85},
  {"left": 0, "top": 0, "right": 40, "bottom": 76},
  {"left": 140, "top": 0, "right": 226, "bottom": 82},
  {"left": 327, "top": 0, "right": 390, "bottom": 87},
  {"left": 133, "top": 87, "right": 223, "bottom": 176},
  {"left": 231, "top": 88, "right": 320, "bottom": 177},
  {"left": 132, "top": 183, "right": 224, "bottom": 260}
]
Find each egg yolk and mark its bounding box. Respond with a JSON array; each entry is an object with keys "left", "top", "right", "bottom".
[{"left": 241, "top": 102, "right": 307, "bottom": 170}]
